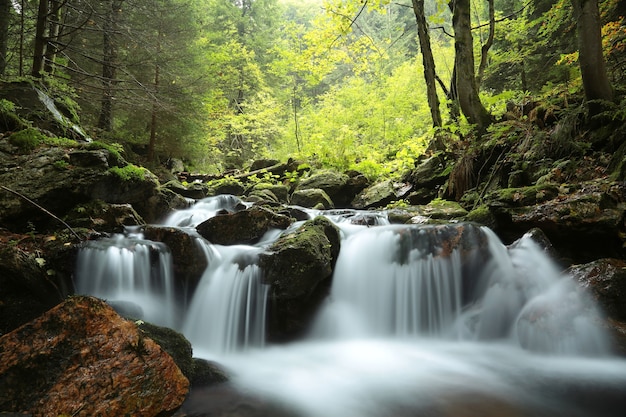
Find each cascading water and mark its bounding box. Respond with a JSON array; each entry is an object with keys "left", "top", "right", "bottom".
[
  {"left": 75, "top": 234, "right": 177, "bottom": 328},
  {"left": 75, "top": 195, "right": 626, "bottom": 417}
]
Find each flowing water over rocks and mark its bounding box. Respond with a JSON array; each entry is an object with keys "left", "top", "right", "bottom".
[{"left": 74, "top": 195, "right": 626, "bottom": 417}]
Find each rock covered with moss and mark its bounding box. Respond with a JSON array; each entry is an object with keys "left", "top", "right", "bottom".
[{"left": 259, "top": 217, "right": 341, "bottom": 341}]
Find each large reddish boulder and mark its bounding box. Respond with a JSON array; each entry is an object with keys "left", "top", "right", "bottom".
[{"left": 0, "top": 296, "right": 189, "bottom": 417}]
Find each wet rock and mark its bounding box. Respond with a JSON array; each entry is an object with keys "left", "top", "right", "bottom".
[
  {"left": 569, "top": 259, "right": 626, "bottom": 321},
  {"left": 259, "top": 217, "right": 341, "bottom": 341},
  {"left": 290, "top": 188, "right": 334, "bottom": 209},
  {"left": 196, "top": 206, "right": 292, "bottom": 245},
  {"left": 143, "top": 226, "right": 208, "bottom": 299},
  {"left": 0, "top": 296, "right": 189, "bottom": 417},
  {"left": 136, "top": 320, "right": 194, "bottom": 381},
  {"left": 405, "top": 153, "right": 451, "bottom": 189},
  {"left": 250, "top": 158, "right": 280, "bottom": 171},
  {"left": 190, "top": 359, "right": 229, "bottom": 387}
]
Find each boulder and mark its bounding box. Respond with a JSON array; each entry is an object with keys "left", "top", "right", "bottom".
[
  {"left": 0, "top": 296, "right": 189, "bottom": 417},
  {"left": 0, "top": 145, "right": 166, "bottom": 231},
  {"left": 259, "top": 217, "right": 340, "bottom": 341},
  {"left": 352, "top": 180, "right": 410, "bottom": 209},
  {"left": 0, "top": 245, "right": 64, "bottom": 336},
  {"left": 569, "top": 259, "right": 626, "bottom": 322},
  {"left": 290, "top": 188, "right": 334, "bottom": 209},
  {"left": 249, "top": 183, "right": 290, "bottom": 203},
  {"left": 196, "top": 206, "right": 292, "bottom": 245},
  {"left": 486, "top": 180, "right": 626, "bottom": 263},
  {"left": 404, "top": 153, "right": 451, "bottom": 189},
  {"left": 163, "top": 180, "right": 208, "bottom": 200},
  {"left": 295, "top": 170, "right": 351, "bottom": 207},
  {"left": 65, "top": 201, "right": 145, "bottom": 233},
  {"left": 143, "top": 226, "right": 208, "bottom": 300}
]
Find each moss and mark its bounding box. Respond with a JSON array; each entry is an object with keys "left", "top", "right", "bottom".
[
  {"left": 84, "top": 141, "right": 125, "bottom": 165},
  {"left": 7, "top": 127, "right": 46, "bottom": 152},
  {"left": 108, "top": 164, "right": 149, "bottom": 182},
  {"left": 466, "top": 205, "right": 496, "bottom": 226},
  {"left": 488, "top": 184, "right": 559, "bottom": 206},
  {"left": 205, "top": 176, "right": 245, "bottom": 196}
]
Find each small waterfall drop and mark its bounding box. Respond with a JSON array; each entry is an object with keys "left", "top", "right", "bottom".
[
  {"left": 183, "top": 243, "right": 268, "bottom": 356},
  {"left": 75, "top": 234, "right": 177, "bottom": 328}
]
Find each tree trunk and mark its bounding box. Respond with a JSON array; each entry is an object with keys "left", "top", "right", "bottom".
[
  {"left": 43, "top": 0, "right": 62, "bottom": 74},
  {"left": 411, "top": 0, "right": 442, "bottom": 128},
  {"left": 571, "top": 0, "right": 613, "bottom": 115},
  {"left": 450, "top": 0, "right": 491, "bottom": 132},
  {"left": 477, "top": 0, "right": 495, "bottom": 87},
  {"left": 32, "top": 0, "right": 49, "bottom": 77},
  {"left": 98, "top": 1, "right": 123, "bottom": 131},
  {"left": 0, "top": 0, "right": 10, "bottom": 75}
]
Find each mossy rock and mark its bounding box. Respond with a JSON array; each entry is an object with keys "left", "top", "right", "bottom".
[
  {"left": 485, "top": 184, "right": 560, "bottom": 207},
  {"left": 260, "top": 216, "right": 340, "bottom": 341},
  {"left": 290, "top": 188, "right": 334, "bottom": 209}
]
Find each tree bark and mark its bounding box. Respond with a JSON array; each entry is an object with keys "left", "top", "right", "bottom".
[
  {"left": 411, "top": 0, "right": 442, "bottom": 128},
  {"left": 0, "top": 0, "right": 10, "bottom": 75},
  {"left": 98, "top": 1, "right": 123, "bottom": 131},
  {"left": 571, "top": 0, "right": 613, "bottom": 115},
  {"left": 43, "top": 0, "right": 62, "bottom": 74},
  {"left": 32, "top": 0, "right": 49, "bottom": 77},
  {"left": 477, "top": 0, "right": 495, "bottom": 87},
  {"left": 450, "top": 0, "right": 491, "bottom": 132}
]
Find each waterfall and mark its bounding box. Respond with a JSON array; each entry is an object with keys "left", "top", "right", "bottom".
[
  {"left": 74, "top": 195, "right": 626, "bottom": 417},
  {"left": 75, "top": 234, "right": 177, "bottom": 328},
  {"left": 183, "top": 243, "right": 269, "bottom": 356}
]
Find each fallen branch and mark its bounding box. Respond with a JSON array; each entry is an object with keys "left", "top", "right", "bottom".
[{"left": 1, "top": 185, "right": 82, "bottom": 241}]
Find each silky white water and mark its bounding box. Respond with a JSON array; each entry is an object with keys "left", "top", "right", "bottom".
[{"left": 75, "top": 195, "right": 626, "bottom": 416}]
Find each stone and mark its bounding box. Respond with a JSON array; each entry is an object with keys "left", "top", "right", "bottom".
[
  {"left": 351, "top": 180, "right": 398, "bottom": 209},
  {"left": 0, "top": 246, "right": 63, "bottom": 336},
  {"left": 143, "top": 226, "right": 209, "bottom": 301},
  {"left": 290, "top": 188, "right": 334, "bottom": 209},
  {"left": 259, "top": 217, "right": 340, "bottom": 341},
  {"left": 295, "top": 170, "right": 350, "bottom": 207},
  {"left": 0, "top": 296, "right": 189, "bottom": 417},
  {"left": 196, "top": 206, "right": 292, "bottom": 245},
  {"left": 569, "top": 258, "right": 626, "bottom": 321}
]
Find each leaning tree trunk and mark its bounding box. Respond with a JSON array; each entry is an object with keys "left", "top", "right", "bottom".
[
  {"left": 571, "top": 0, "right": 613, "bottom": 115},
  {"left": 450, "top": 0, "right": 491, "bottom": 132},
  {"left": 411, "top": 0, "right": 442, "bottom": 128}
]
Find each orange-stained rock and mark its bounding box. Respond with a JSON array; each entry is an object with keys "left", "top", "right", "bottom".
[{"left": 0, "top": 296, "right": 189, "bottom": 417}]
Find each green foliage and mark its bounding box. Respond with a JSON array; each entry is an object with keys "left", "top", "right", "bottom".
[
  {"left": 108, "top": 165, "right": 149, "bottom": 182},
  {"left": 8, "top": 128, "right": 46, "bottom": 152},
  {"left": 0, "top": 99, "right": 16, "bottom": 113}
]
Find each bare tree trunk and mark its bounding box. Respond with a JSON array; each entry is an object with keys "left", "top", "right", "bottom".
[
  {"left": 0, "top": 0, "right": 10, "bottom": 75},
  {"left": 32, "top": 0, "right": 49, "bottom": 77},
  {"left": 411, "top": 0, "right": 442, "bottom": 128},
  {"left": 571, "top": 0, "right": 613, "bottom": 115},
  {"left": 98, "top": 1, "right": 123, "bottom": 131},
  {"left": 43, "top": 0, "right": 62, "bottom": 74},
  {"left": 477, "top": 0, "right": 495, "bottom": 87},
  {"left": 450, "top": 0, "right": 491, "bottom": 132}
]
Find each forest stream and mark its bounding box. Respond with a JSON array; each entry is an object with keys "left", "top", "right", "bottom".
[{"left": 74, "top": 195, "right": 626, "bottom": 417}]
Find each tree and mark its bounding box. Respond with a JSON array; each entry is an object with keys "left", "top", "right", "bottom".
[
  {"left": 449, "top": 0, "right": 491, "bottom": 132},
  {"left": 411, "top": 0, "right": 442, "bottom": 127},
  {"left": 0, "top": 0, "right": 11, "bottom": 75},
  {"left": 571, "top": 0, "right": 613, "bottom": 115}
]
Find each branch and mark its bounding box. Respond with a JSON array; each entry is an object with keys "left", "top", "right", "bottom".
[
  {"left": 1, "top": 186, "right": 82, "bottom": 241},
  {"left": 327, "top": 0, "right": 370, "bottom": 49}
]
